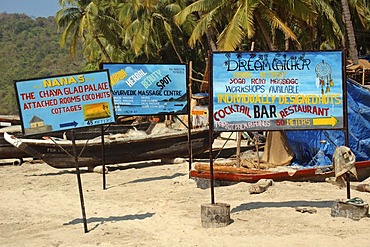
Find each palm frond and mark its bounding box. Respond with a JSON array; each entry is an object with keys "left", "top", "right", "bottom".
[
  {"left": 217, "top": 5, "right": 246, "bottom": 51},
  {"left": 261, "top": 6, "right": 301, "bottom": 48},
  {"left": 188, "top": 6, "right": 221, "bottom": 48},
  {"left": 174, "top": 0, "right": 223, "bottom": 25}
]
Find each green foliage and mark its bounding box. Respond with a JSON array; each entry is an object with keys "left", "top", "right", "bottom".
[{"left": 0, "top": 13, "right": 86, "bottom": 114}]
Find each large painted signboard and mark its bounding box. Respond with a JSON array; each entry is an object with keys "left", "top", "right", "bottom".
[
  {"left": 102, "top": 63, "right": 187, "bottom": 116},
  {"left": 212, "top": 51, "right": 345, "bottom": 131},
  {"left": 15, "top": 70, "right": 115, "bottom": 136}
]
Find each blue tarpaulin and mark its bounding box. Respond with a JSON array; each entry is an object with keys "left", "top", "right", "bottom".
[{"left": 286, "top": 79, "right": 370, "bottom": 167}]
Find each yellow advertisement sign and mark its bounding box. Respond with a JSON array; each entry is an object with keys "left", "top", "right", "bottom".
[{"left": 83, "top": 102, "right": 111, "bottom": 121}]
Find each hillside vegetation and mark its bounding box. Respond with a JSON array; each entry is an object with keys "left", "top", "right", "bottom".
[{"left": 0, "top": 13, "right": 86, "bottom": 114}]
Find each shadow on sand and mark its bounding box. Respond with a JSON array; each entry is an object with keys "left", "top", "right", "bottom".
[
  {"left": 26, "top": 159, "right": 183, "bottom": 177},
  {"left": 126, "top": 172, "right": 186, "bottom": 184},
  {"left": 231, "top": 200, "right": 334, "bottom": 213},
  {"left": 63, "top": 212, "right": 155, "bottom": 231}
]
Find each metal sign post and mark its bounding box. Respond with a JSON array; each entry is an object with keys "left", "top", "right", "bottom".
[
  {"left": 101, "top": 125, "right": 107, "bottom": 190},
  {"left": 208, "top": 54, "right": 215, "bottom": 204},
  {"left": 71, "top": 129, "right": 88, "bottom": 233}
]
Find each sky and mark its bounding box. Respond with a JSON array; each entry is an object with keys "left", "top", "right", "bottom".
[{"left": 0, "top": 0, "right": 61, "bottom": 17}]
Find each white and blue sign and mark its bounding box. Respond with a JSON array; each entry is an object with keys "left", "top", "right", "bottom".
[
  {"left": 212, "top": 51, "right": 345, "bottom": 131},
  {"left": 15, "top": 70, "right": 115, "bottom": 135},
  {"left": 102, "top": 63, "right": 187, "bottom": 116}
]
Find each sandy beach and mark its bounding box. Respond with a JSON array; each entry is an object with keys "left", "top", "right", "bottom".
[{"left": 1, "top": 159, "right": 370, "bottom": 247}]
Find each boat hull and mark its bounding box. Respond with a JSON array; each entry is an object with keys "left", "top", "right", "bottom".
[
  {"left": 190, "top": 161, "right": 370, "bottom": 183},
  {"left": 5, "top": 128, "right": 210, "bottom": 169},
  {"left": 0, "top": 139, "right": 31, "bottom": 159},
  {"left": 0, "top": 122, "right": 151, "bottom": 160}
]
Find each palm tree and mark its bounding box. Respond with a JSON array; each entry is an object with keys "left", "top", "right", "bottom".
[
  {"left": 308, "top": 0, "right": 342, "bottom": 50},
  {"left": 56, "top": 0, "right": 122, "bottom": 63},
  {"left": 174, "top": 0, "right": 316, "bottom": 51},
  {"left": 341, "top": 0, "right": 366, "bottom": 64},
  {"left": 312, "top": 0, "right": 370, "bottom": 63},
  {"left": 117, "top": 0, "right": 188, "bottom": 63}
]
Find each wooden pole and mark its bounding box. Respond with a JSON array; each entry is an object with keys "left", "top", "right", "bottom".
[
  {"left": 236, "top": 132, "right": 242, "bottom": 168},
  {"left": 254, "top": 132, "right": 260, "bottom": 169},
  {"left": 362, "top": 68, "right": 365, "bottom": 85},
  {"left": 188, "top": 61, "right": 193, "bottom": 172},
  {"left": 207, "top": 52, "right": 215, "bottom": 204},
  {"left": 346, "top": 173, "right": 351, "bottom": 199},
  {"left": 342, "top": 51, "right": 351, "bottom": 200}
]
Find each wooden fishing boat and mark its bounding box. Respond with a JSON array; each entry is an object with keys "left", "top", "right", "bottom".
[
  {"left": 0, "top": 115, "right": 21, "bottom": 126},
  {"left": 0, "top": 125, "right": 30, "bottom": 160},
  {"left": 190, "top": 160, "right": 370, "bottom": 183},
  {"left": 42, "top": 120, "right": 152, "bottom": 140},
  {"left": 4, "top": 127, "right": 210, "bottom": 169},
  {"left": 0, "top": 120, "right": 152, "bottom": 160}
]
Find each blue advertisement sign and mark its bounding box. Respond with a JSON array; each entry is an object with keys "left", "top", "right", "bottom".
[
  {"left": 212, "top": 51, "right": 345, "bottom": 131},
  {"left": 101, "top": 63, "right": 187, "bottom": 115},
  {"left": 15, "top": 70, "right": 115, "bottom": 135}
]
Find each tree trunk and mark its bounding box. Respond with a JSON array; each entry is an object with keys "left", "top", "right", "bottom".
[
  {"left": 341, "top": 0, "right": 358, "bottom": 64},
  {"left": 205, "top": 29, "right": 217, "bottom": 51}
]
